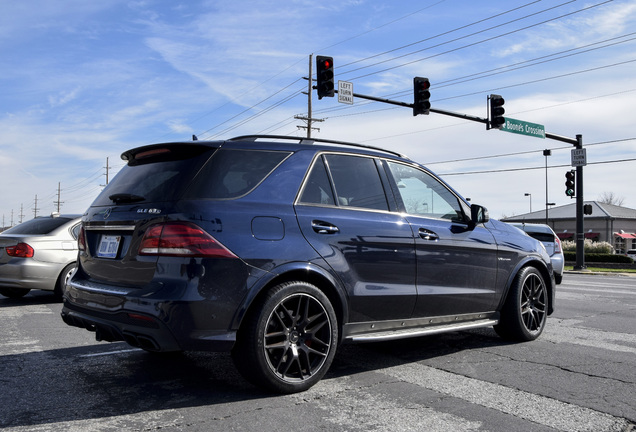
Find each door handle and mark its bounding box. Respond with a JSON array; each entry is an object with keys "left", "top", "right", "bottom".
[
  {"left": 311, "top": 220, "right": 340, "bottom": 235},
  {"left": 419, "top": 228, "right": 439, "bottom": 241}
]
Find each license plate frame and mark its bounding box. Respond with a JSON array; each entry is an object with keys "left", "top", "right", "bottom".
[{"left": 97, "top": 235, "right": 121, "bottom": 259}]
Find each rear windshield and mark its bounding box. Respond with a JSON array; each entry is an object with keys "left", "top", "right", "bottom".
[
  {"left": 184, "top": 148, "right": 291, "bottom": 199},
  {"left": 526, "top": 232, "right": 555, "bottom": 243},
  {"left": 92, "top": 147, "right": 215, "bottom": 206},
  {"left": 1, "top": 217, "right": 74, "bottom": 235}
]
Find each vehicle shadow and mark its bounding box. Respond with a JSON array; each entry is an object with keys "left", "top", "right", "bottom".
[
  {"left": 0, "top": 329, "right": 510, "bottom": 429},
  {"left": 0, "top": 290, "right": 60, "bottom": 306},
  {"left": 329, "top": 328, "right": 512, "bottom": 379}
]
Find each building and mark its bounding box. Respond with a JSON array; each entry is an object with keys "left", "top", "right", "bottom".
[{"left": 501, "top": 201, "right": 636, "bottom": 254}]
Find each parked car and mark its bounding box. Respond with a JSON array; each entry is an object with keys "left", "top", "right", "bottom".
[
  {"left": 0, "top": 214, "right": 81, "bottom": 299},
  {"left": 61, "top": 135, "right": 555, "bottom": 393},
  {"left": 507, "top": 223, "right": 564, "bottom": 284},
  {"left": 626, "top": 249, "right": 636, "bottom": 261}
]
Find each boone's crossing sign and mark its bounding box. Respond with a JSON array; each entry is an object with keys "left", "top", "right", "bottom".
[{"left": 500, "top": 117, "right": 546, "bottom": 139}]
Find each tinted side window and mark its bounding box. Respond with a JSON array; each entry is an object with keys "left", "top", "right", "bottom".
[
  {"left": 326, "top": 155, "right": 388, "bottom": 211},
  {"left": 185, "top": 149, "right": 291, "bottom": 199},
  {"left": 298, "top": 156, "right": 335, "bottom": 205},
  {"left": 387, "top": 161, "right": 464, "bottom": 221}
]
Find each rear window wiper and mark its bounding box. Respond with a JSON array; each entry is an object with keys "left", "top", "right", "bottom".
[{"left": 108, "top": 193, "right": 146, "bottom": 204}]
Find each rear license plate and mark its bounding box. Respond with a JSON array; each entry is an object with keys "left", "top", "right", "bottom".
[{"left": 97, "top": 235, "right": 121, "bottom": 259}]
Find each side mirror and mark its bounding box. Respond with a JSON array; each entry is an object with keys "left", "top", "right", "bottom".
[{"left": 470, "top": 204, "right": 489, "bottom": 227}]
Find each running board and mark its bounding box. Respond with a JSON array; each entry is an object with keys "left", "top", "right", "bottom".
[{"left": 343, "top": 314, "right": 499, "bottom": 343}]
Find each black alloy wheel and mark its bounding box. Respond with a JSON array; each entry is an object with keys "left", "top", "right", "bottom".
[
  {"left": 494, "top": 266, "right": 548, "bottom": 341},
  {"left": 232, "top": 281, "right": 338, "bottom": 393}
]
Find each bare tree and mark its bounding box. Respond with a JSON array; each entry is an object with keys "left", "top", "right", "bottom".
[{"left": 598, "top": 191, "right": 625, "bottom": 206}]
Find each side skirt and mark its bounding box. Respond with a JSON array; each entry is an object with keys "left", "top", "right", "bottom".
[{"left": 342, "top": 312, "right": 499, "bottom": 343}]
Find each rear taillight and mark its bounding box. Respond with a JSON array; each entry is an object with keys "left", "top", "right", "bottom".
[
  {"left": 6, "top": 242, "right": 34, "bottom": 258},
  {"left": 554, "top": 236, "right": 562, "bottom": 254},
  {"left": 78, "top": 226, "right": 86, "bottom": 252},
  {"left": 138, "top": 222, "right": 237, "bottom": 258}
]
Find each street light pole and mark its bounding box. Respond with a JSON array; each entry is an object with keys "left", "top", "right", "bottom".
[
  {"left": 524, "top": 193, "right": 532, "bottom": 213},
  {"left": 543, "top": 149, "right": 551, "bottom": 225}
]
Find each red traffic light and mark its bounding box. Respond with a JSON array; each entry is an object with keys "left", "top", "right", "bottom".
[
  {"left": 316, "top": 55, "right": 334, "bottom": 99},
  {"left": 413, "top": 77, "right": 431, "bottom": 116}
]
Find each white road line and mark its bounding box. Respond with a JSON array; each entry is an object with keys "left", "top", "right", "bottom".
[{"left": 79, "top": 348, "right": 141, "bottom": 357}]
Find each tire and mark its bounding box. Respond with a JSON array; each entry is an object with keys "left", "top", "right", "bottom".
[
  {"left": 0, "top": 287, "right": 31, "bottom": 298},
  {"left": 232, "top": 281, "right": 338, "bottom": 394},
  {"left": 54, "top": 263, "right": 76, "bottom": 300},
  {"left": 494, "top": 266, "right": 548, "bottom": 342}
]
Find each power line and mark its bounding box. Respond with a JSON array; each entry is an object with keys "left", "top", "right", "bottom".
[
  {"left": 439, "top": 155, "right": 636, "bottom": 176},
  {"left": 345, "top": 1, "right": 614, "bottom": 81},
  {"left": 340, "top": 0, "right": 576, "bottom": 75},
  {"left": 196, "top": 78, "right": 304, "bottom": 139},
  {"left": 426, "top": 137, "right": 636, "bottom": 166}
]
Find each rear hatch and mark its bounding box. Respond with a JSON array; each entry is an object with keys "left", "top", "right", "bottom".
[{"left": 77, "top": 143, "right": 218, "bottom": 288}]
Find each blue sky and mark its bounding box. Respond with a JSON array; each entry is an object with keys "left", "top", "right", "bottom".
[{"left": 1, "top": 0, "right": 635, "bottom": 225}]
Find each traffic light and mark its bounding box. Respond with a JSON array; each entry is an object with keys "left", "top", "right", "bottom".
[
  {"left": 565, "top": 170, "right": 576, "bottom": 198},
  {"left": 489, "top": 94, "right": 505, "bottom": 129},
  {"left": 413, "top": 77, "right": 431, "bottom": 116},
  {"left": 316, "top": 56, "right": 334, "bottom": 99}
]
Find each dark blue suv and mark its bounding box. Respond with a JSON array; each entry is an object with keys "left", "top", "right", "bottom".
[{"left": 62, "top": 135, "right": 555, "bottom": 393}]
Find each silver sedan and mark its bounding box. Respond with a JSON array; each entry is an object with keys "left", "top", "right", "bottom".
[{"left": 0, "top": 214, "right": 81, "bottom": 299}]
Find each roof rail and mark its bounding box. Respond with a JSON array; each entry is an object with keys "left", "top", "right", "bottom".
[{"left": 227, "top": 135, "right": 408, "bottom": 159}]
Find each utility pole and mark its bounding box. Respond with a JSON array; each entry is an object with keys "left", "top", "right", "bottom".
[
  {"left": 33, "top": 195, "right": 40, "bottom": 218},
  {"left": 105, "top": 157, "right": 110, "bottom": 185},
  {"left": 543, "top": 149, "right": 551, "bottom": 225},
  {"left": 296, "top": 54, "right": 323, "bottom": 137},
  {"left": 19, "top": 204, "right": 24, "bottom": 224},
  {"left": 54, "top": 182, "right": 63, "bottom": 213}
]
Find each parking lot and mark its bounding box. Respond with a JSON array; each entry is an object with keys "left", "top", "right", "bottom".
[{"left": 1, "top": 273, "right": 634, "bottom": 431}]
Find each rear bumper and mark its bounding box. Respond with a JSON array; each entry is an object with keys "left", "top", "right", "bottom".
[
  {"left": 61, "top": 301, "right": 181, "bottom": 351},
  {"left": 62, "top": 278, "right": 238, "bottom": 352},
  {"left": 0, "top": 259, "right": 64, "bottom": 291}
]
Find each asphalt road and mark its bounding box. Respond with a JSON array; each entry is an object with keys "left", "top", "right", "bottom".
[{"left": 0, "top": 273, "right": 634, "bottom": 432}]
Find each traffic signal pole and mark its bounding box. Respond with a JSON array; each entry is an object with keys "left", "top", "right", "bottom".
[{"left": 574, "top": 134, "right": 585, "bottom": 270}]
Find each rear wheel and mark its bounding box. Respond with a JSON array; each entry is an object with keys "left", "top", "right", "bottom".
[
  {"left": 494, "top": 266, "right": 548, "bottom": 341},
  {"left": 232, "top": 281, "right": 338, "bottom": 393},
  {"left": 0, "top": 287, "right": 31, "bottom": 298},
  {"left": 54, "top": 263, "right": 76, "bottom": 300}
]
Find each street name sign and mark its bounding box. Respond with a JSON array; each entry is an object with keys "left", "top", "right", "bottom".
[
  {"left": 571, "top": 148, "right": 587, "bottom": 167},
  {"left": 501, "top": 118, "right": 545, "bottom": 139},
  {"left": 338, "top": 81, "right": 353, "bottom": 105}
]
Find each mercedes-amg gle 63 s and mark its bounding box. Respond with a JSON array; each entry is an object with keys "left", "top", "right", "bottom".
[{"left": 62, "top": 135, "right": 555, "bottom": 393}]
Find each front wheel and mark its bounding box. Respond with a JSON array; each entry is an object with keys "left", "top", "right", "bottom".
[
  {"left": 232, "top": 281, "right": 338, "bottom": 393},
  {"left": 494, "top": 266, "right": 548, "bottom": 341}
]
